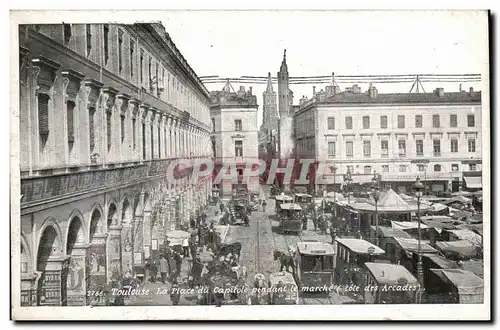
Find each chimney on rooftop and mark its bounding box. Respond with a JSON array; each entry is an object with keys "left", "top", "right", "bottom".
[
  {"left": 238, "top": 86, "right": 246, "bottom": 98},
  {"left": 469, "top": 87, "right": 474, "bottom": 94},
  {"left": 248, "top": 86, "right": 253, "bottom": 95},
  {"left": 435, "top": 87, "right": 444, "bottom": 97},
  {"left": 368, "top": 83, "right": 378, "bottom": 98}
]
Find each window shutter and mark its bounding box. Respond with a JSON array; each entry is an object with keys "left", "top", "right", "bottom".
[
  {"left": 67, "top": 101, "right": 75, "bottom": 142},
  {"left": 89, "top": 108, "right": 95, "bottom": 151},
  {"left": 38, "top": 93, "right": 50, "bottom": 136}
]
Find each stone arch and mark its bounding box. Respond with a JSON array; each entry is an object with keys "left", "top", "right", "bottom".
[
  {"left": 65, "top": 214, "right": 86, "bottom": 255},
  {"left": 20, "top": 233, "right": 32, "bottom": 275},
  {"left": 88, "top": 204, "right": 104, "bottom": 241},
  {"left": 36, "top": 221, "right": 63, "bottom": 271},
  {"left": 120, "top": 196, "right": 133, "bottom": 225},
  {"left": 107, "top": 202, "right": 118, "bottom": 230}
]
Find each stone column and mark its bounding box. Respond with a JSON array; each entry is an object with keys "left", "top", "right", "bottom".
[
  {"left": 107, "top": 224, "right": 122, "bottom": 283},
  {"left": 132, "top": 192, "right": 144, "bottom": 278},
  {"left": 37, "top": 256, "right": 70, "bottom": 306},
  {"left": 149, "top": 107, "right": 158, "bottom": 159}
]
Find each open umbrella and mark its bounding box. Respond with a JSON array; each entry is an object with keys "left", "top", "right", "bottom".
[{"left": 168, "top": 230, "right": 190, "bottom": 239}]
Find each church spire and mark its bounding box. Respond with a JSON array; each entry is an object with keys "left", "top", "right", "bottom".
[
  {"left": 280, "top": 49, "right": 287, "bottom": 72},
  {"left": 265, "top": 72, "right": 274, "bottom": 93}
]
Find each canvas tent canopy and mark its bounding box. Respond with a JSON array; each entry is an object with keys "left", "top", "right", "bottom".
[
  {"left": 392, "top": 237, "right": 437, "bottom": 254},
  {"left": 463, "top": 177, "right": 482, "bottom": 190},
  {"left": 365, "top": 262, "right": 419, "bottom": 286},
  {"left": 391, "top": 221, "right": 429, "bottom": 231},
  {"left": 445, "top": 229, "right": 482, "bottom": 246},
  {"left": 430, "top": 269, "right": 483, "bottom": 304},
  {"left": 370, "top": 226, "right": 413, "bottom": 239},
  {"left": 349, "top": 189, "right": 431, "bottom": 213},
  {"left": 435, "top": 240, "right": 480, "bottom": 259}
]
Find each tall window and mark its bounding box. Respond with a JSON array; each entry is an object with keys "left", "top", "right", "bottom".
[
  {"left": 139, "top": 49, "right": 144, "bottom": 85},
  {"left": 382, "top": 165, "right": 389, "bottom": 172},
  {"left": 327, "top": 117, "right": 335, "bottom": 130},
  {"left": 132, "top": 118, "right": 136, "bottom": 150},
  {"left": 142, "top": 123, "right": 146, "bottom": 159},
  {"left": 468, "top": 138, "right": 476, "bottom": 152},
  {"left": 38, "top": 93, "right": 50, "bottom": 147},
  {"left": 450, "top": 114, "right": 457, "bottom": 127},
  {"left": 130, "top": 40, "right": 135, "bottom": 79},
  {"left": 398, "top": 115, "right": 405, "bottom": 128},
  {"left": 469, "top": 164, "right": 477, "bottom": 171},
  {"left": 417, "top": 164, "right": 426, "bottom": 172},
  {"left": 416, "top": 140, "right": 423, "bottom": 156},
  {"left": 347, "top": 165, "right": 354, "bottom": 173},
  {"left": 235, "top": 140, "right": 243, "bottom": 157},
  {"left": 89, "top": 107, "right": 96, "bottom": 152},
  {"left": 398, "top": 140, "right": 406, "bottom": 155},
  {"left": 118, "top": 29, "right": 123, "bottom": 75},
  {"left": 345, "top": 116, "right": 353, "bottom": 129},
  {"left": 363, "top": 140, "right": 371, "bottom": 157},
  {"left": 467, "top": 114, "right": 475, "bottom": 127},
  {"left": 86, "top": 24, "right": 92, "bottom": 57},
  {"left": 234, "top": 119, "right": 242, "bottom": 131},
  {"left": 155, "top": 63, "right": 160, "bottom": 97},
  {"left": 211, "top": 118, "right": 216, "bottom": 132},
  {"left": 150, "top": 124, "right": 154, "bottom": 158},
  {"left": 380, "top": 115, "right": 387, "bottom": 129},
  {"left": 103, "top": 24, "right": 109, "bottom": 65},
  {"left": 399, "top": 165, "right": 407, "bottom": 172},
  {"left": 450, "top": 139, "right": 458, "bottom": 153},
  {"left": 432, "top": 114, "right": 440, "bottom": 128},
  {"left": 106, "top": 112, "right": 112, "bottom": 151},
  {"left": 148, "top": 57, "right": 153, "bottom": 92},
  {"left": 120, "top": 115, "right": 125, "bottom": 142},
  {"left": 67, "top": 101, "right": 75, "bottom": 148},
  {"left": 415, "top": 115, "right": 422, "bottom": 128},
  {"left": 327, "top": 141, "right": 336, "bottom": 158},
  {"left": 364, "top": 166, "right": 372, "bottom": 174},
  {"left": 433, "top": 139, "right": 441, "bottom": 156},
  {"left": 381, "top": 140, "right": 389, "bottom": 156},
  {"left": 63, "top": 23, "right": 72, "bottom": 44},
  {"left": 434, "top": 164, "right": 441, "bottom": 172},
  {"left": 346, "top": 141, "right": 353, "bottom": 157},
  {"left": 362, "top": 116, "right": 370, "bottom": 129},
  {"left": 158, "top": 126, "right": 161, "bottom": 157},
  {"left": 452, "top": 164, "right": 459, "bottom": 172}
]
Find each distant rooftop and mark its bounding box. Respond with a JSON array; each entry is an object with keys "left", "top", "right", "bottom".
[{"left": 209, "top": 80, "right": 258, "bottom": 108}]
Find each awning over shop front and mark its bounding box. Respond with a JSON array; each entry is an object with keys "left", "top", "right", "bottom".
[
  {"left": 430, "top": 269, "right": 484, "bottom": 302},
  {"left": 392, "top": 237, "right": 437, "bottom": 254},
  {"left": 391, "top": 221, "right": 429, "bottom": 231},
  {"left": 436, "top": 240, "right": 480, "bottom": 258},
  {"left": 464, "top": 177, "right": 482, "bottom": 189},
  {"left": 445, "top": 229, "right": 482, "bottom": 246}
]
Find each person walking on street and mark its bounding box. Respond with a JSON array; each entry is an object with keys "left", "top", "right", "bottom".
[
  {"left": 174, "top": 252, "right": 183, "bottom": 278},
  {"left": 189, "top": 236, "right": 197, "bottom": 260},
  {"left": 182, "top": 237, "right": 190, "bottom": 258},
  {"left": 159, "top": 256, "right": 169, "bottom": 284},
  {"left": 262, "top": 200, "right": 267, "bottom": 213},
  {"left": 150, "top": 260, "right": 158, "bottom": 283}
]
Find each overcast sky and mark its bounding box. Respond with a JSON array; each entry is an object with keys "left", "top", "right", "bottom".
[{"left": 161, "top": 11, "right": 488, "bottom": 125}]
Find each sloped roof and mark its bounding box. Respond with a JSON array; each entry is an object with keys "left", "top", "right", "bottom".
[
  {"left": 365, "top": 262, "right": 418, "bottom": 286},
  {"left": 431, "top": 269, "right": 483, "bottom": 294},
  {"left": 392, "top": 237, "right": 437, "bottom": 254},
  {"left": 321, "top": 91, "right": 481, "bottom": 105},
  {"left": 436, "top": 240, "right": 480, "bottom": 258},
  {"left": 371, "top": 226, "right": 413, "bottom": 239},
  {"left": 335, "top": 238, "right": 385, "bottom": 255},
  {"left": 379, "top": 189, "right": 409, "bottom": 208}
]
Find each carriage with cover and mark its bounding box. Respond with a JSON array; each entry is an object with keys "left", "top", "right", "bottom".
[
  {"left": 294, "top": 241, "right": 336, "bottom": 293},
  {"left": 267, "top": 271, "right": 299, "bottom": 305},
  {"left": 277, "top": 203, "right": 303, "bottom": 234}
]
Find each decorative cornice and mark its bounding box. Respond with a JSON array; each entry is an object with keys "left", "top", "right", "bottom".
[
  {"left": 83, "top": 79, "right": 104, "bottom": 110},
  {"left": 62, "top": 69, "right": 85, "bottom": 100},
  {"left": 116, "top": 93, "right": 131, "bottom": 116},
  {"left": 31, "top": 56, "right": 61, "bottom": 93},
  {"left": 102, "top": 87, "right": 118, "bottom": 113},
  {"left": 129, "top": 98, "right": 140, "bottom": 118}
]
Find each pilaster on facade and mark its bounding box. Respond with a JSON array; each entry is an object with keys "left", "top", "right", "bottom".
[
  {"left": 128, "top": 98, "right": 140, "bottom": 162},
  {"left": 83, "top": 79, "right": 104, "bottom": 164},
  {"left": 140, "top": 103, "right": 150, "bottom": 161},
  {"left": 116, "top": 93, "right": 130, "bottom": 163},
  {"left": 31, "top": 56, "right": 61, "bottom": 169},
  {"left": 149, "top": 107, "right": 159, "bottom": 159},
  {"left": 101, "top": 87, "right": 118, "bottom": 164}
]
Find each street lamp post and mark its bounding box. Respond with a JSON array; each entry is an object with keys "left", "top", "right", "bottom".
[
  {"left": 344, "top": 170, "right": 353, "bottom": 204},
  {"left": 371, "top": 173, "right": 381, "bottom": 246},
  {"left": 412, "top": 176, "right": 426, "bottom": 303},
  {"left": 329, "top": 165, "right": 338, "bottom": 216}
]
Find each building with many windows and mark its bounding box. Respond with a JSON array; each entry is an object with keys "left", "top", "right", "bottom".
[
  {"left": 210, "top": 81, "right": 259, "bottom": 197},
  {"left": 294, "top": 83, "right": 482, "bottom": 194},
  {"left": 18, "top": 23, "right": 213, "bottom": 306}
]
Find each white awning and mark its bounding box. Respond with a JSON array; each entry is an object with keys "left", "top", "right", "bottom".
[{"left": 464, "top": 177, "right": 482, "bottom": 189}]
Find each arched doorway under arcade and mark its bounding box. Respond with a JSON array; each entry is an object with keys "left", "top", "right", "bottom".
[
  {"left": 65, "top": 216, "right": 87, "bottom": 306},
  {"left": 36, "top": 224, "right": 67, "bottom": 306}
]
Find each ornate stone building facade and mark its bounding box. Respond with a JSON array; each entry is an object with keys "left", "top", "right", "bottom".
[{"left": 18, "top": 23, "right": 213, "bottom": 306}]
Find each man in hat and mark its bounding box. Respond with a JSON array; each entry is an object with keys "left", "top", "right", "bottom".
[{"left": 159, "top": 255, "right": 169, "bottom": 284}]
